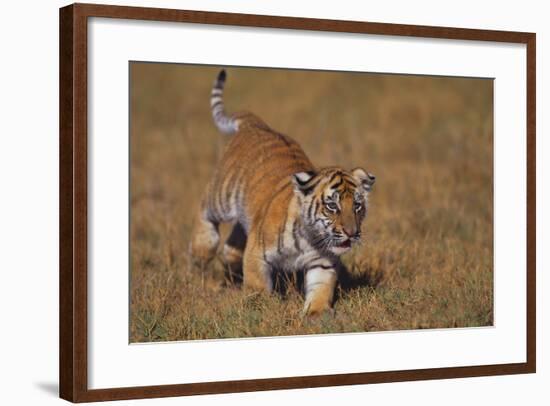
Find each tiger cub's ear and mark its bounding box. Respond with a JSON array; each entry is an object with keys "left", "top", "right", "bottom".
[
  {"left": 352, "top": 167, "right": 376, "bottom": 192},
  {"left": 292, "top": 171, "right": 317, "bottom": 195}
]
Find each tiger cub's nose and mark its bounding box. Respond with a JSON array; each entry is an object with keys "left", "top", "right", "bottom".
[{"left": 343, "top": 226, "right": 357, "bottom": 238}]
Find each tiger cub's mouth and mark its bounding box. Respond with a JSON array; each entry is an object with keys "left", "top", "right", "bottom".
[
  {"left": 336, "top": 239, "right": 352, "bottom": 249},
  {"left": 329, "top": 238, "right": 353, "bottom": 255}
]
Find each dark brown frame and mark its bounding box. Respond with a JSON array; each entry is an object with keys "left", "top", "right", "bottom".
[{"left": 59, "top": 2, "right": 536, "bottom": 402}]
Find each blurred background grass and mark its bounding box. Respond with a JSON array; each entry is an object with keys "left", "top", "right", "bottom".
[{"left": 130, "top": 63, "right": 493, "bottom": 342}]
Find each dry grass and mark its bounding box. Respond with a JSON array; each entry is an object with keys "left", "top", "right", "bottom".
[{"left": 129, "top": 63, "right": 493, "bottom": 342}]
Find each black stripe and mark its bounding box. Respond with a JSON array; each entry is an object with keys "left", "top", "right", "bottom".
[
  {"left": 307, "top": 256, "right": 322, "bottom": 262},
  {"left": 277, "top": 210, "right": 288, "bottom": 254},
  {"left": 305, "top": 264, "right": 334, "bottom": 272},
  {"left": 211, "top": 170, "right": 226, "bottom": 218},
  {"left": 328, "top": 171, "right": 342, "bottom": 184},
  {"left": 217, "top": 69, "right": 227, "bottom": 84},
  {"left": 234, "top": 181, "right": 244, "bottom": 214},
  {"left": 342, "top": 174, "right": 358, "bottom": 188},
  {"left": 207, "top": 183, "right": 222, "bottom": 221},
  {"left": 222, "top": 181, "right": 234, "bottom": 214},
  {"left": 223, "top": 144, "right": 286, "bottom": 206},
  {"left": 261, "top": 232, "right": 267, "bottom": 262},
  {"left": 216, "top": 187, "right": 226, "bottom": 217},
  {"left": 331, "top": 176, "right": 344, "bottom": 190},
  {"left": 313, "top": 200, "right": 321, "bottom": 218},
  {"left": 300, "top": 176, "right": 322, "bottom": 195},
  {"left": 300, "top": 185, "right": 315, "bottom": 196},
  {"left": 307, "top": 200, "right": 314, "bottom": 221},
  {"left": 246, "top": 159, "right": 312, "bottom": 192},
  {"left": 223, "top": 171, "right": 241, "bottom": 205},
  {"left": 255, "top": 181, "right": 291, "bottom": 243},
  {"left": 225, "top": 142, "right": 303, "bottom": 184},
  {"left": 220, "top": 166, "right": 241, "bottom": 213},
  {"left": 263, "top": 127, "right": 292, "bottom": 147},
  {"left": 292, "top": 219, "right": 301, "bottom": 251},
  {"left": 224, "top": 139, "right": 288, "bottom": 171},
  {"left": 304, "top": 176, "right": 321, "bottom": 188}
]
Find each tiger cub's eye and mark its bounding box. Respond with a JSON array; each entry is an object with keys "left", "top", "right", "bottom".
[
  {"left": 325, "top": 202, "right": 338, "bottom": 212},
  {"left": 354, "top": 202, "right": 363, "bottom": 212}
]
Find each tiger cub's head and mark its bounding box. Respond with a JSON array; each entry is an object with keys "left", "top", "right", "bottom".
[{"left": 293, "top": 167, "right": 376, "bottom": 255}]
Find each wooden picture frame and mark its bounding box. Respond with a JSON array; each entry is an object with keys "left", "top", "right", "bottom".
[{"left": 59, "top": 3, "right": 536, "bottom": 402}]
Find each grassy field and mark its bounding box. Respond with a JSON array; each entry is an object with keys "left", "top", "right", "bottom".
[{"left": 129, "top": 63, "right": 493, "bottom": 342}]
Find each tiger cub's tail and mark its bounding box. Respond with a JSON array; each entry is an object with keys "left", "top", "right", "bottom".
[{"left": 210, "top": 69, "right": 239, "bottom": 135}]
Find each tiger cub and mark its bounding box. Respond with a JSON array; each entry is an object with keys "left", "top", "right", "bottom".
[{"left": 190, "top": 70, "right": 376, "bottom": 315}]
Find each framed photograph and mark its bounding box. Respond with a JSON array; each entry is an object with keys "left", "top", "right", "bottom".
[{"left": 59, "top": 3, "right": 536, "bottom": 402}]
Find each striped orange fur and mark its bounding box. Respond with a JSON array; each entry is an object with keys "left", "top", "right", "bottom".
[{"left": 190, "top": 70, "right": 376, "bottom": 315}]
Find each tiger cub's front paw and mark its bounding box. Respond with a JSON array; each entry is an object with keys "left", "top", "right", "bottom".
[{"left": 303, "top": 295, "right": 335, "bottom": 317}]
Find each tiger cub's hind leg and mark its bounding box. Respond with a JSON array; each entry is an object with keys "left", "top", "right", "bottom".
[
  {"left": 222, "top": 222, "right": 247, "bottom": 285},
  {"left": 190, "top": 207, "right": 220, "bottom": 269},
  {"left": 241, "top": 230, "right": 273, "bottom": 293}
]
